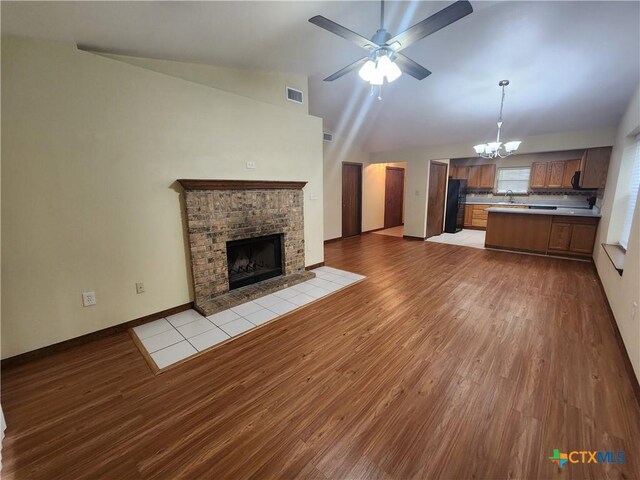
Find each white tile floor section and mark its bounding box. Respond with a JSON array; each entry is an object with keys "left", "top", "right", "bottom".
[
  {"left": 426, "top": 229, "right": 486, "bottom": 249},
  {"left": 132, "top": 267, "right": 366, "bottom": 370}
]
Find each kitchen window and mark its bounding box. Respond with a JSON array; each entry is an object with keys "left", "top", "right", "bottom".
[{"left": 496, "top": 167, "right": 530, "bottom": 194}]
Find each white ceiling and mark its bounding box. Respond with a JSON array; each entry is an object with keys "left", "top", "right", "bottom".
[{"left": 3, "top": 1, "right": 639, "bottom": 153}]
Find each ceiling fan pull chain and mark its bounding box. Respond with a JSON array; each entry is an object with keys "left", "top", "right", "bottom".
[{"left": 380, "top": 0, "right": 385, "bottom": 29}]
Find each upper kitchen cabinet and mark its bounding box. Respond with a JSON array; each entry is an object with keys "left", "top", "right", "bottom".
[
  {"left": 562, "top": 159, "right": 581, "bottom": 188},
  {"left": 450, "top": 165, "right": 469, "bottom": 180},
  {"left": 578, "top": 147, "right": 612, "bottom": 189},
  {"left": 546, "top": 161, "right": 565, "bottom": 188},
  {"left": 468, "top": 164, "right": 495, "bottom": 189},
  {"left": 530, "top": 162, "right": 548, "bottom": 188},
  {"left": 479, "top": 164, "right": 496, "bottom": 189}
]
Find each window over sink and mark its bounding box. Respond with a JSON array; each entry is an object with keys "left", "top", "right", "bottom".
[{"left": 496, "top": 167, "right": 531, "bottom": 194}]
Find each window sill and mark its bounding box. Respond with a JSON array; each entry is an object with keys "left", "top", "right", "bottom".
[{"left": 602, "top": 243, "right": 625, "bottom": 275}]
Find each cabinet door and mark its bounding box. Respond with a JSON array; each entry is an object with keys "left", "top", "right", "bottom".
[
  {"left": 579, "top": 147, "right": 612, "bottom": 189},
  {"left": 468, "top": 166, "right": 481, "bottom": 188},
  {"left": 530, "top": 162, "right": 548, "bottom": 188},
  {"left": 548, "top": 223, "right": 572, "bottom": 251},
  {"left": 562, "top": 159, "right": 580, "bottom": 188},
  {"left": 569, "top": 224, "right": 597, "bottom": 254},
  {"left": 464, "top": 205, "right": 473, "bottom": 226},
  {"left": 449, "top": 166, "right": 457, "bottom": 178},
  {"left": 480, "top": 164, "right": 496, "bottom": 189},
  {"left": 547, "top": 161, "right": 565, "bottom": 188},
  {"left": 457, "top": 166, "right": 469, "bottom": 180}
]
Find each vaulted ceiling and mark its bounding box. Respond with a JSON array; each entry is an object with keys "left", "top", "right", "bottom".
[{"left": 3, "top": 1, "right": 639, "bottom": 152}]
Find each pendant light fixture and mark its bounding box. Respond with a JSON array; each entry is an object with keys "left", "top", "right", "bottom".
[{"left": 473, "top": 80, "right": 522, "bottom": 158}]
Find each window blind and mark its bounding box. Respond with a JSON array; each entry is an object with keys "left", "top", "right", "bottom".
[
  {"left": 496, "top": 167, "right": 530, "bottom": 193},
  {"left": 620, "top": 135, "right": 640, "bottom": 249}
]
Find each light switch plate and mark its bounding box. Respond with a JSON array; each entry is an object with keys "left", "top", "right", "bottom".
[{"left": 82, "top": 291, "right": 96, "bottom": 307}]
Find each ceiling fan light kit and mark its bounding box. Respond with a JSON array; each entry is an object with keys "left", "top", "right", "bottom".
[
  {"left": 473, "top": 80, "right": 522, "bottom": 159},
  {"left": 309, "top": 0, "right": 473, "bottom": 98}
]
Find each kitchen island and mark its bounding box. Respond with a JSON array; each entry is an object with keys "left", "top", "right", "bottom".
[{"left": 484, "top": 207, "right": 601, "bottom": 258}]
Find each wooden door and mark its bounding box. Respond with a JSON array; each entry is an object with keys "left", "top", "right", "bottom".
[
  {"left": 384, "top": 167, "right": 405, "bottom": 228},
  {"left": 342, "top": 163, "right": 362, "bottom": 238},
  {"left": 547, "top": 161, "right": 565, "bottom": 188},
  {"left": 530, "top": 162, "right": 548, "bottom": 188},
  {"left": 562, "top": 159, "right": 580, "bottom": 188},
  {"left": 480, "top": 164, "right": 496, "bottom": 189},
  {"left": 468, "top": 165, "right": 481, "bottom": 188},
  {"left": 426, "top": 162, "right": 448, "bottom": 238},
  {"left": 570, "top": 224, "right": 597, "bottom": 253},
  {"left": 548, "top": 223, "right": 572, "bottom": 251}
]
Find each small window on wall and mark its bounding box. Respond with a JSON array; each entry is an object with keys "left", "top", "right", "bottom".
[
  {"left": 620, "top": 135, "right": 640, "bottom": 250},
  {"left": 496, "top": 167, "right": 530, "bottom": 193}
]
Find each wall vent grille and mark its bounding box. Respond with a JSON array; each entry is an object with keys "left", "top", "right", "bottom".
[{"left": 286, "top": 87, "right": 304, "bottom": 104}]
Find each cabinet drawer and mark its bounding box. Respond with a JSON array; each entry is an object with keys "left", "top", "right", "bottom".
[
  {"left": 471, "top": 218, "right": 487, "bottom": 228},
  {"left": 472, "top": 210, "right": 489, "bottom": 220}
]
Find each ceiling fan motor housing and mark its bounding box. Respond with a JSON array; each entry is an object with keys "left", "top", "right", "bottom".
[{"left": 372, "top": 28, "right": 391, "bottom": 46}]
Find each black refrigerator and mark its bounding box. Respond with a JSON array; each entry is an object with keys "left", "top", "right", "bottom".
[{"left": 444, "top": 179, "right": 467, "bottom": 233}]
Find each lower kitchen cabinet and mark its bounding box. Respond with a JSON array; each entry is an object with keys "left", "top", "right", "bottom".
[
  {"left": 548, "top": 223, "right": 572, "bottom": 251},
  {"left": 547, "top": 217, "right": 598, "bottom": 255}
]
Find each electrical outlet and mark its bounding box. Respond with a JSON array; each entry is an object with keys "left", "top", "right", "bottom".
[
  {"left": 488, "top": 193, "right": 493, "bottom": 198},
  {"left": 563, "top": 194, "right": 568, "bottom": 199},
  {"left": 632, "top": 302, "right": 638, "bottom": 323},
  {"left": 136, "top": 282, "right": 145, "bottom": 294},
  {"left": 246, "top": 161, "right": 256, "bottom": 169},
  {"left": 82, "top": 291, "right": 96, "bottom": 307}
]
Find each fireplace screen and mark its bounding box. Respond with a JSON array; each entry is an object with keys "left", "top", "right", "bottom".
[{"left": 226, "top": 234, "right": 283, "bottom": 290}]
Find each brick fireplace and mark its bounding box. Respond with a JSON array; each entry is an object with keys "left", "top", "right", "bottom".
[{"left": 178, "top": 179, "right": 314, "bottom": 316}]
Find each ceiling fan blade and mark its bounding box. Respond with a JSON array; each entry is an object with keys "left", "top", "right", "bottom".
[
  {"left": 309, "top": 15, "right": 378, "bottom": 50},
  {"left": 385, "top": 0, "right": 473, "bottom": 52},
  {"left": 323, "top": 57, "right": 369, "bottom": 81},
  {"left": 394, "top": 54, "right": 432, "bottom": 80}
]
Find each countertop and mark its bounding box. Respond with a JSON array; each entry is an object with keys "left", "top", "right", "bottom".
[
  {"left": 466, "top": 200, "right": 590, "bottom": 208},
  {"left": 486, "top": 206, "right": 601, "bottom": 218}
]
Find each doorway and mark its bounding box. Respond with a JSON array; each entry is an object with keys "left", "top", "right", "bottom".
[
  {"left": 426, "top": 161, "right": 448, "bottom": 238},
  {"left": 342, "top": 162, "right": 362, "bottom": 238},
  {"left": 384, "top": 167, "right": 405, "bottom": 229}
]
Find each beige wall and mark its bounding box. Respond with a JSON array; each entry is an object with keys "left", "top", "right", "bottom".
[
  {"left": 1, "top": 36, "right": 323, "bottom": 358},
  {"left": 593, "top": 83, "right": 640, "bottom": 382},
  {"left": 99, "top": 53, "right": 309, "bottom": 114},
  {"left": 323, "top": 135, "right": 405, "bottom": 240}
]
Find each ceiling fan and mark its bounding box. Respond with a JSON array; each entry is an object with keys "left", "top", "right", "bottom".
[{"left": 309, "top": 0, "right": 473, "bottom": 85}]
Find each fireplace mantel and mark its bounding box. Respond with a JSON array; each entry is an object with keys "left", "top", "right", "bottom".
[{"left": 178, "top": 179, "right": 307, "bottom": 191}]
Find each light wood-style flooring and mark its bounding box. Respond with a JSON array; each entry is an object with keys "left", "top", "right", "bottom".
[{"left": 2, "top": 234, "right": 639, "bottom": 479}]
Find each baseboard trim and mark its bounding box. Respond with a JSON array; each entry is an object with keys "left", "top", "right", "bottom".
[
  {"left": 305, "top": 262, "right": 325, "bottom": 270},
  {"left": 592, "top": 266, "right": 640, "bottom": 408},
  {"left": 324, "top": 237, "right": 343, "bottom": 244},
  {"left": 1, "top": 302, "right": 194, "bottom": 370},
  {"left": 363, "top": 227, "right": 386, "bottom": 234},
  {"left": 403, "top": 235, "right": 426, "bottom": 241}
]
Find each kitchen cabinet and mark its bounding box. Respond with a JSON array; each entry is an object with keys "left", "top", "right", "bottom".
[
  {"left": 546, "top": 161, "right": 565, "bottom": 188},
  {"left": 467, "top": 164, "right": 495, "bottom": 189},
  {"left": 467, "top": 166, "right": 481, "bottom": 188},
  {"left": 530, "top": 163, "right": 548, "bottom": 188},
  {"left": 578, "top": 147, "right": 611, "bottom": 189},
  {"left": 547, "top": 217, "right": 599, "bottom": 255},
  {"left": 479, "top": 164, "right": 496, "bottom": 189},
  {"left": 449, "top": 166, "right": 469, "bottom": 180},
  {"left": 562, "top": 159, "right": 581, "bottom": 188},
  {"left": 485, "top": 211, "right": 600, "bottom": 258},
  {"left": 463, "top": 205, "right": 473, "bottom": 227}
]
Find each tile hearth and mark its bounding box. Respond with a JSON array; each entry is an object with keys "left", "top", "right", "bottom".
[{"left": 131, "top": 266, "right": 366, "bottom": 371}]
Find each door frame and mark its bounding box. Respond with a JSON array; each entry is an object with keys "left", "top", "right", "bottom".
[
  {"left": 384, "top": 166, "right": 405, "bottom": 229},
  {"left": 342, "top": 162, "right": 363, "bottom": 238},
  {"left": 426, "top": 161, "right": 448, "bottom": 238}
]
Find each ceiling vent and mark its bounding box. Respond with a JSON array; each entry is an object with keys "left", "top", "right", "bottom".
[
  {"left": 323, "top": 132, "right": 334, "bottom": 142},
  {"left": 286, "top": 87, "right": 304, "bottom": 104}
]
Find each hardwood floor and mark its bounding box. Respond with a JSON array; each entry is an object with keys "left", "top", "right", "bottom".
[{"left": 2, "top": 234, "right": 640, "bottom": 479}]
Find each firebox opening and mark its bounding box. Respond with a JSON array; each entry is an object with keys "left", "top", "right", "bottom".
[{"left": 226, "top": 234, "right": 283, "bottom": 290}]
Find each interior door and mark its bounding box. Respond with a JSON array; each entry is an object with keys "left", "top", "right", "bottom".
[
  {"left": 384, "top": 167, "right": 405, "bottom": 228},
  {"left": 342, "top": 162, "right": 362, "bottom": 238},
  {"left": 426, "top": 162, "right": 448, "bottom": 238}
]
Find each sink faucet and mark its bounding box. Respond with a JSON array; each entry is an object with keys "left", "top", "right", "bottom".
[{"left": 505, "top": 190, "right": 515, "bottom": 203}]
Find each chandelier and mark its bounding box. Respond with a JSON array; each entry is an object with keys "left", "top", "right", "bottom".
[{"left": 473, "top": 80, "right": 522, "bottom": 158}]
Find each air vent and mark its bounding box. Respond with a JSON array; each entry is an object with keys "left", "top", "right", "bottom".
[
  {"left": 286, "top": 87, "right": 304, "bottom": 104},
  {"left": 323, "top": 132, "right": 333, "bottom": 142}
]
